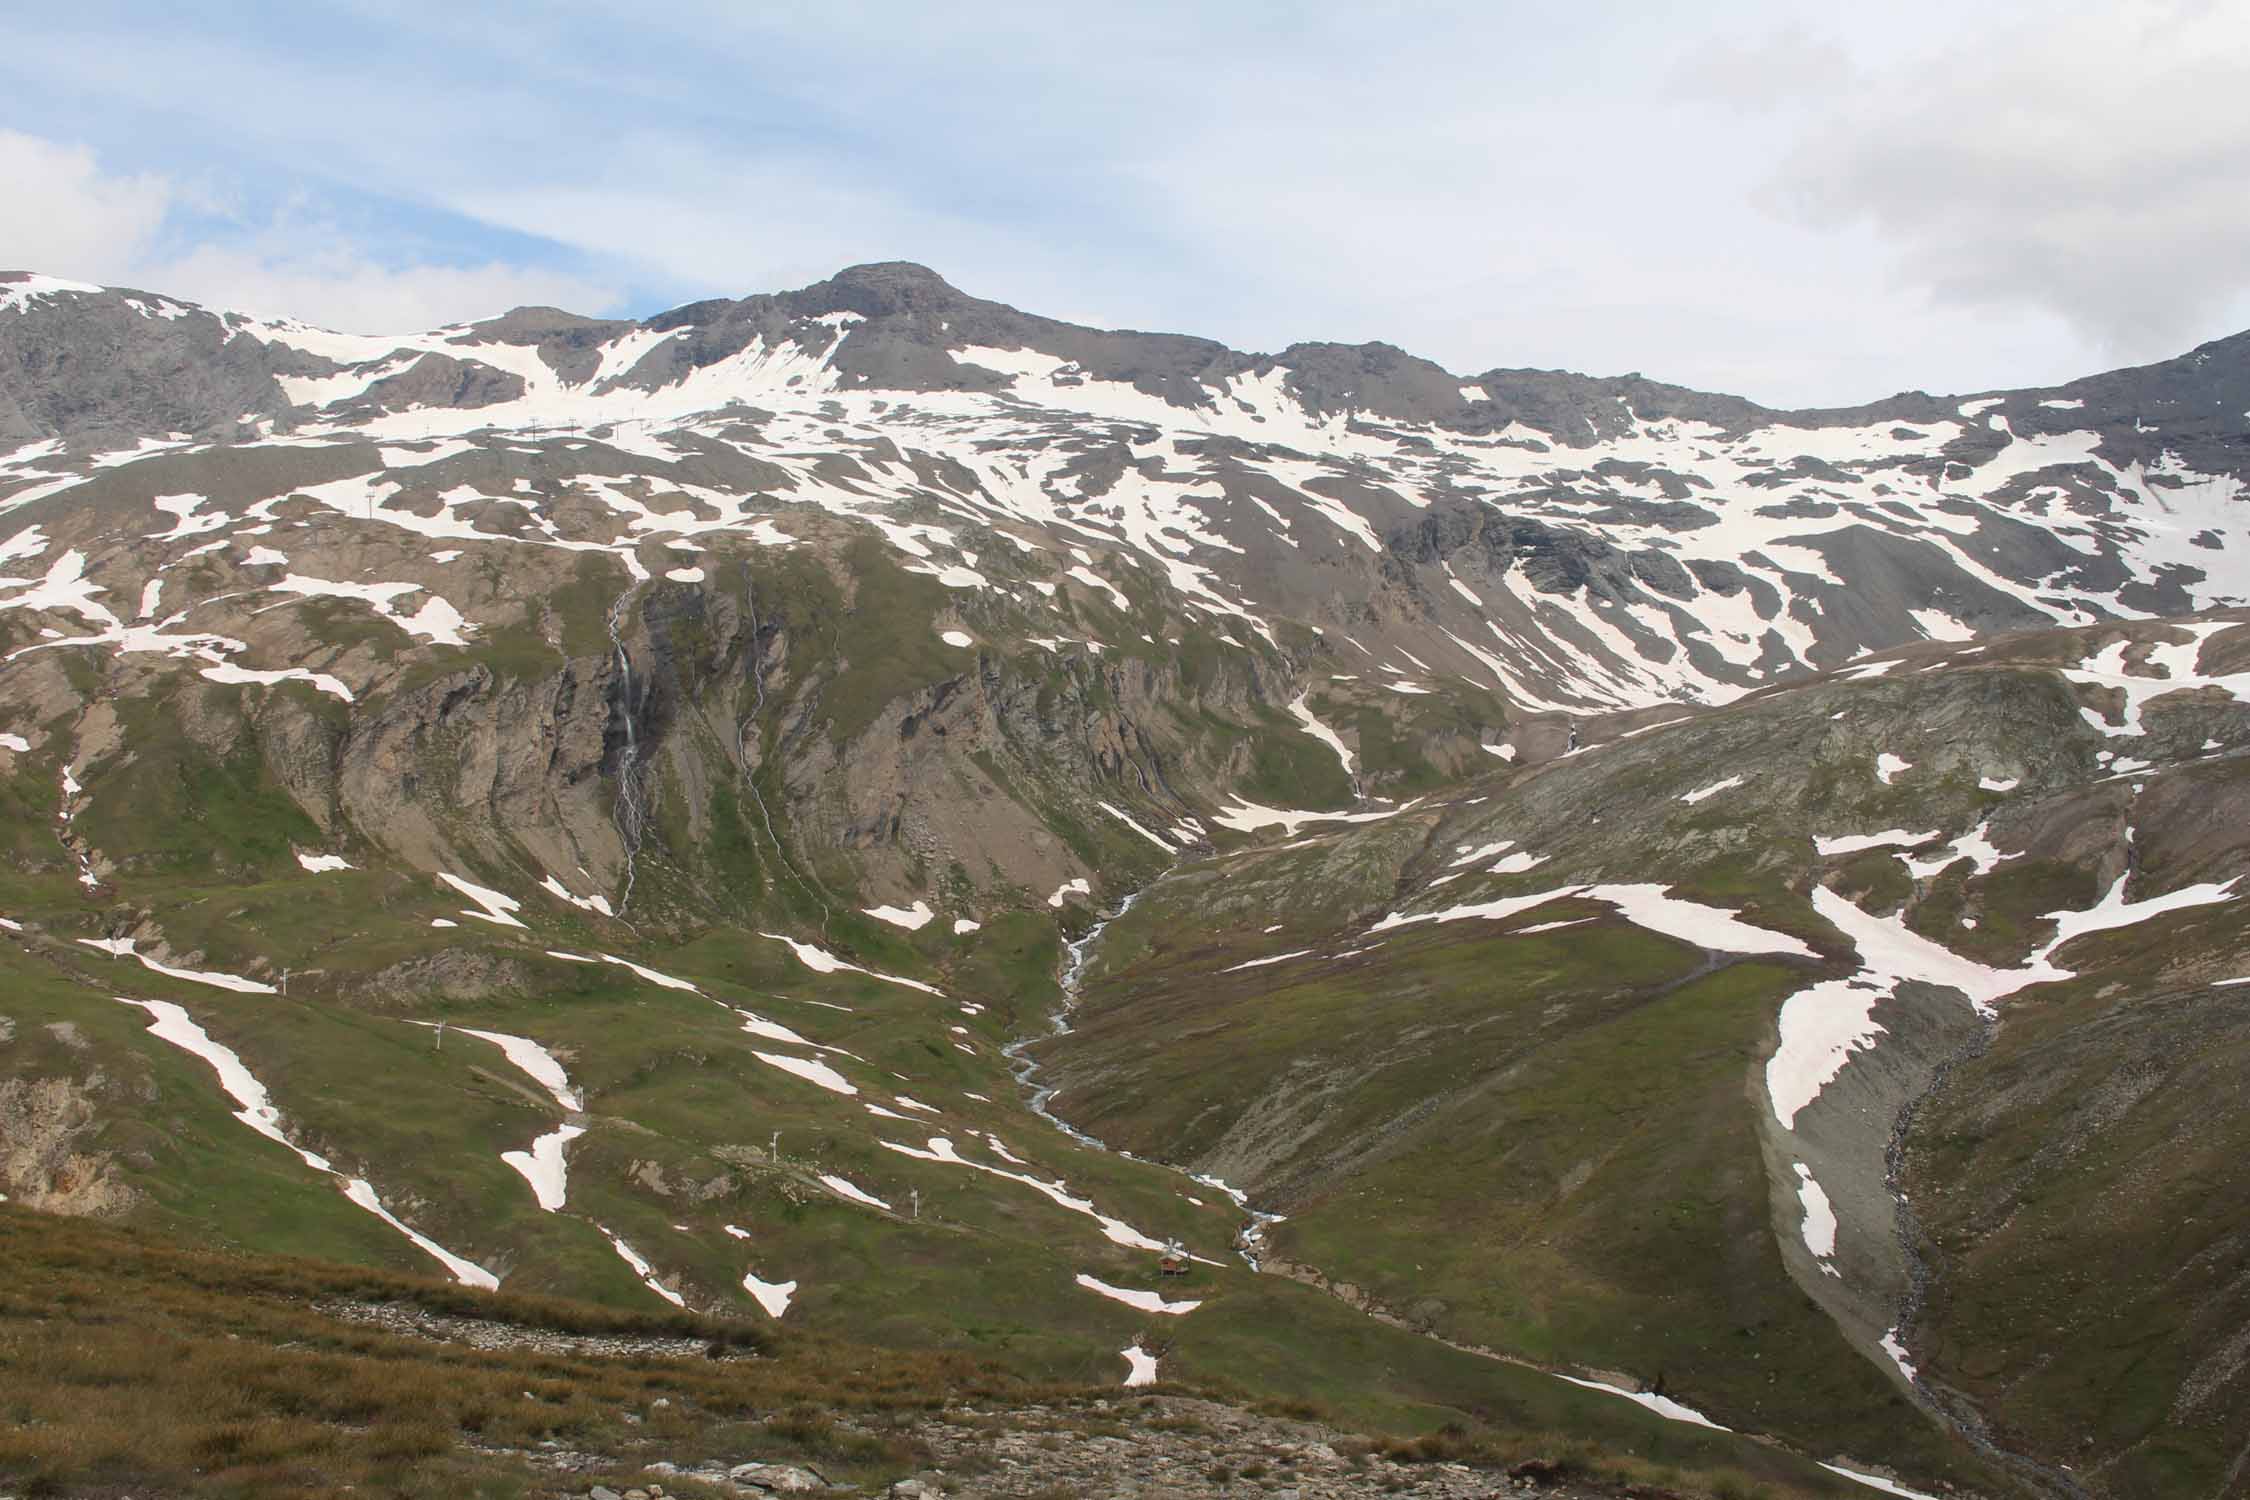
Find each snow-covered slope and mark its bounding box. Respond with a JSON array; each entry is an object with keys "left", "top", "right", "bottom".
[{"left": 7, "top": 261, "right": 2249, "bottom": 720}]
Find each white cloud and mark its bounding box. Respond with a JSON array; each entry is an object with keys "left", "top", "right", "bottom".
[
  {"left": 0, "top": 130, "right": 172, "bottom": 279},
  {"left": 152, "top": 241, "right": 616, "bottom": 331},
  {"left": 5, "top": 5, "right": 2246, "bottom": 397},
  {"left": 0, "top": 128, "right": 616, "bottom": 331},
  {"left": 1775, "top": 1, "right": 2250, "bottom": 363}
]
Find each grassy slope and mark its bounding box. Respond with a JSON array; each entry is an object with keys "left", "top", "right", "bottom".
[
  {"left": 0, "top": 843, "right": 1860, "bottom": 1497},
  {"left": 1035, "top": 660, "right": 2245, "bottom": 1495},
  {"left": 10, "top": 566, "right": 2246, "bottom": 1499},
  {"left": 0, "top": 1207, "right": 1882, "bottom": 1500}
]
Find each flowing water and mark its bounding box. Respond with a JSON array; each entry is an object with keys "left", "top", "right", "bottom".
[{"left": 1003, "top": 888, "right": 1285, "bottom": 1267}]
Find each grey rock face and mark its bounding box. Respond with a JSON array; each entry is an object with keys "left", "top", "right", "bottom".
[{"left": 0, "top": 275, "right": 299, "bottom": 444}]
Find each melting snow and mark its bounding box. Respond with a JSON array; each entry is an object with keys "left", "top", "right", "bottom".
[
  {"left": 1899, "top": 821, "right": 2018, "bottom": 880},
  {"left": 1219, "top": 949, "right": 1315, "bottom": 973},
  {"left": 938, "top": 628, "right": 974, "bottom": 647},
  {"left": 1121, "top": 1343, "right": 1160, "bottom": 1387},
  {"left": 1820, "top": 1464, "right": 1943, "bottom": 1500},
  {"left": 864, "top": 900, "right": 936, "bottom": 931},
  {"left": 1815, "top": 829, "right": 1939, "bottom": 857},
  {"left": 119, "top": 999, "right": 497, "bottom": 1287},
  {"left": 1076, "top": 1272, "right": 1202, "bottom": 1314},
  {"left": 762, "top": 933, "right": 943, "bottom": 995},
  {"left": 736, "top": 1010, "right": 851, "bottom": 1056},
  {"left": 598, "top": 1227, "right": 686, "bottom": 1307},
  {"left": 295, "top": 850, "right": 354, "bottom": 873},
  {"left": 1554, "top": 1374, "right": 1729, "bottom": 1431},
  {"left": 502, "top": 1124, "right": 586, "bottom": 1212},
  {"left": 882, "top": 1135, "right": 1167, "bottom": 1250},
  {"left": 455, "top": 1027, "right": 583, "bottom": 1110},
  {"left": 1095, "top": 800, "right": 1177, "bottom": 852},
  {"left": 197, "top": 661, "right": 355, "bottom": 701},
  {"left": 1285, "top": 691, "right": 1355, "bottom": 776},
  {"left": 2060, "top": 627, "right": 2250, "bottom": 737},
  {"left": 268, "top": 574, "right": 472, "bottom": 646},
  {"left": 1209, "top": 797, "right": 1416, "bottom": 837},
  {"left": 953, "top": 917, "right": 982, "bottom": 934},
  {"left": 818, "top": 1173, "right": 891, "bottom": 1211},
  {"left": 78, "top": 937, "right": 276, "bottom": 994},
  {"left": 753, "top": 1051, "right": 857, "bottom": 1096},
  {"left": 741, "top": 1269, "right": 796, "bottom": 1317},
  {"left": 1770, "top": 875, "right": 2240, "bottom": 1127},
  {"left": 539, "top": 875, "right": 615, "bottom": 917},
  {"left": 439, "top": 873, "right": 525, "bottom": 928},
  {"left": 596, "top": 953, "right": 700, "bottom": 992},
  {"left": 1048, "top": 877, "right": 1092, "bottom": 908},
  {"left": 1680, "top": 775, "right": 1745, "bottom": 804},
  {"left": 1374, "top": 884, "right": 1815, "bottom": 958},
  {"left": 1880, "top": 1328, "right": 1918, "bottom": 1382},
  {"left": 1793, "top": 1163, "right": 1841, "bottom": 1274},
  {"left": 1874, "top": 754, "right": 1912, "bottom": 785}
]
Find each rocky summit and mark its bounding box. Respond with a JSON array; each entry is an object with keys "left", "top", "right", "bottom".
[{"left": 3, "top": 262, "right": 2250, "bottom": 1500}]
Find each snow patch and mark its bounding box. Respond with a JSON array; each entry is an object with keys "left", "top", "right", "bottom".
[
  {"left": 1815, "top": 829, "right": 1939, "bottom": 857},
  {"left": 539, "top": 875, "right": 615, "bottom": 917},
  {"left": 1554, "top": 1374, "right": 1729, "bottom": 1430},
  {"left": 1219, "top": 949, "right": 1315, "bottom": 973},
  {"left": 502, "top": 1124, "right": 585, "bottom": 1212},
  {"left": 753, "top": 1051, "right": 857, "bottom": 1096},
  {"left": 597, "top": 1227, "right": 685, "bottom": 1307},
  {"left": 762, "top": 933, "right": 944, "bottom": 995},
  {"left": 741, "top": 1269, "right": 796, "bottom": 1318},
  {"left": 1094, "top": 800, "right": 1177, "bottom": 851},
  {"left": 1285, "top": 690, "right": 1355, "bottom": 777},
  {"left": 1374, "top": 884, "right": 1815, "bottom": 958},
  {"left": 882, "top": 1135, "right": 1167, "bottom": 1250},
  {"left": 1075, "top": 1272, "right": 1202, "bottom": 1315},
  {"left": 1794, "top": 1163, "right": 1841, "bottom": 1274},
  {"left": 78, "top": 937, "right": 275, "bottom": 994},
  {"left": 818, "top": 1173, "right": 891, "bottom": 1211},
  {"left": 119, "top": 999, "right": 497, "bottom": 1288},
  {"left": 1121, "top": 1343, "right": 1160, "bottom": 1387},
  {"left": 1209, "top": 797, "right": 1415, "bottom": 838},
  {"left": 439, "top": 873, "right": 525, "bottom": 929}
]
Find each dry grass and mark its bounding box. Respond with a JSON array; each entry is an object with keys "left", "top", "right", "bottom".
[
  {"left": 0, "top": 1207, "right": 1061, "bottom": 1498},
  {"left": 0, "top": 1208, "right": 1859, "bottom": 1500}
]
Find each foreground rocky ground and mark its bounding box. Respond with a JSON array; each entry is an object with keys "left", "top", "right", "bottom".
[{"left": 550, "top": 1395, "right": 1606, "bottom": 1498}]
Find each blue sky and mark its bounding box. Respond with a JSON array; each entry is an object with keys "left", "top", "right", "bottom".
[{"left": 5, "top": 1, "right": 2246, "bottom": 405}]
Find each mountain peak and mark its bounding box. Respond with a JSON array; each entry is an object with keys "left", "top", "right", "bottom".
[{"left": 799, "top": 261, "right": 969, "bottom": 319}]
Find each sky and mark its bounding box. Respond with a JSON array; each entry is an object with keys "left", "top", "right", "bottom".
[{"left": 3, "top": 1, "right": 2245, "bottom": 406}]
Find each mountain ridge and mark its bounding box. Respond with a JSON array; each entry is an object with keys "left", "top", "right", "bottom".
[{"left": 12, "top": 259, "right": 2250, "bottom": 444}]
